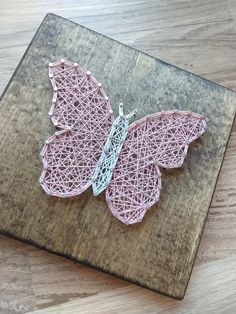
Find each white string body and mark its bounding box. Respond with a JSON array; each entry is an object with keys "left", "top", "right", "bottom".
[{"left": 92, "top": 103, "right": 135, "bottom": 196}]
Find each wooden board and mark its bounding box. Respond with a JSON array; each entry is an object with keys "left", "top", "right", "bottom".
[
  {"left": 0, "top": 13, "right": 235, "bottom": 300},
  {"left": 27, "top": 256, "right": 236, "bottom": 314}
]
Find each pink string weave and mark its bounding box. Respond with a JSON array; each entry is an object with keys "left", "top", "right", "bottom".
[
  {"left": 40, "top": 59, "right": 207, "bottom": 225},
  {"left": 106, "top": 111, "right": 207, "bottom": 224},
  {"left": 40, "top": 60, "right": 114, "bottom": 197}
]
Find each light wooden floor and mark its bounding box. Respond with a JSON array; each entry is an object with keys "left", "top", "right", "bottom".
[{"left": 0, "top": 1, "right": 236, "bottom": 313}]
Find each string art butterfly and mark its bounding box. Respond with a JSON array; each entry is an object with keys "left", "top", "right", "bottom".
[{"left": 39, "top": 59, "right": 207, "bottom": 225}]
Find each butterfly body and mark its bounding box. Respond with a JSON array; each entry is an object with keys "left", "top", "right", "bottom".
[
  {"left": 40, "top": 59, "right": 207, "bottom": 225},
  {"left": 92, "top": 104, "right": 135, "bottom": 196}
]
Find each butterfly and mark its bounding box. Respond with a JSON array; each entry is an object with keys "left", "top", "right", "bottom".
[{"left": 39, "top": 59, "right": 207, "bottom": 225}]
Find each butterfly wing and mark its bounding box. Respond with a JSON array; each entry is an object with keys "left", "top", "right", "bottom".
[
  {"left": 40, "top": 60, "right": 114, "bottom": 197},
  {"left": 106, "top": 110, "right": 207, "bottom": 224}
]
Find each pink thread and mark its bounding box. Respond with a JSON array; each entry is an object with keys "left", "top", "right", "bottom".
[
  {"left": 106, "top": 111, "right": 207, "bottom": 224},
  {"left": 40, "top": 60, "right": 114, "bottom": 197},
  {"left": 39, "top": 60, "right": 207, "bottom": 225}
]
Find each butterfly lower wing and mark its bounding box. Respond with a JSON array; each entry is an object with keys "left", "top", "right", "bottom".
[
  {"left": 106, "top": 110, "right": 206, "bottom": 224},
  {"left": 106, "top": 158, "right": 162, "bottom": 225},
  {"left": 40, "top": 60, "right": 114, "bottom": 197}
]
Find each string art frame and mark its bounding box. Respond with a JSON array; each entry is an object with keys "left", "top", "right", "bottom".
[{"left": 40, "top": 59, "right": 207, "bottom": 225}]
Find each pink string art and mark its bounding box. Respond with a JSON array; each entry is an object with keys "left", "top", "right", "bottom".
[{"left": 40, "top": 59, "right": 207, "bottom": 225}]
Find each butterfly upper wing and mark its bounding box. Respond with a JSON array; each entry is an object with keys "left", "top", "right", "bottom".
[
  {"left": 40, "top": 60, "right": 114, "bottom": 197},
  {"left": 106, "top": 110, "right": 207, "bottom": 224}
]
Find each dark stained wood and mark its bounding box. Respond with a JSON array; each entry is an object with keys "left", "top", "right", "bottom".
[{"left": 0, "top": 13, "right": 236, "bottom": 300}]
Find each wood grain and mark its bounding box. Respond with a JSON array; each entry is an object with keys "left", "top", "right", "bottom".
[
  {"left": 0, "top": 235, "right": 128, "bottom": 313},
  {"left": 0, "top": 0, "right": 236, "bottom": 313},
  {"left": 27, "top": 256, "right": 236, "bottom": 314},
  {"left": 0, "top": 12, "right": 235, "bottom": 301},
  {"left": 1, "top": 0, "right": 236, "bottom": 94}
]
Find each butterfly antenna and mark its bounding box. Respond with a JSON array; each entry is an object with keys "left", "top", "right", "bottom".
[
  {"left": 119, "top": 102, "right": 124, "bottom": 117},
  {"left": 119, "top": 102, "right": 137, "bottom": 120},
  {"left": 126, "top": 109, "right": 137, "bottom": 119}
]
